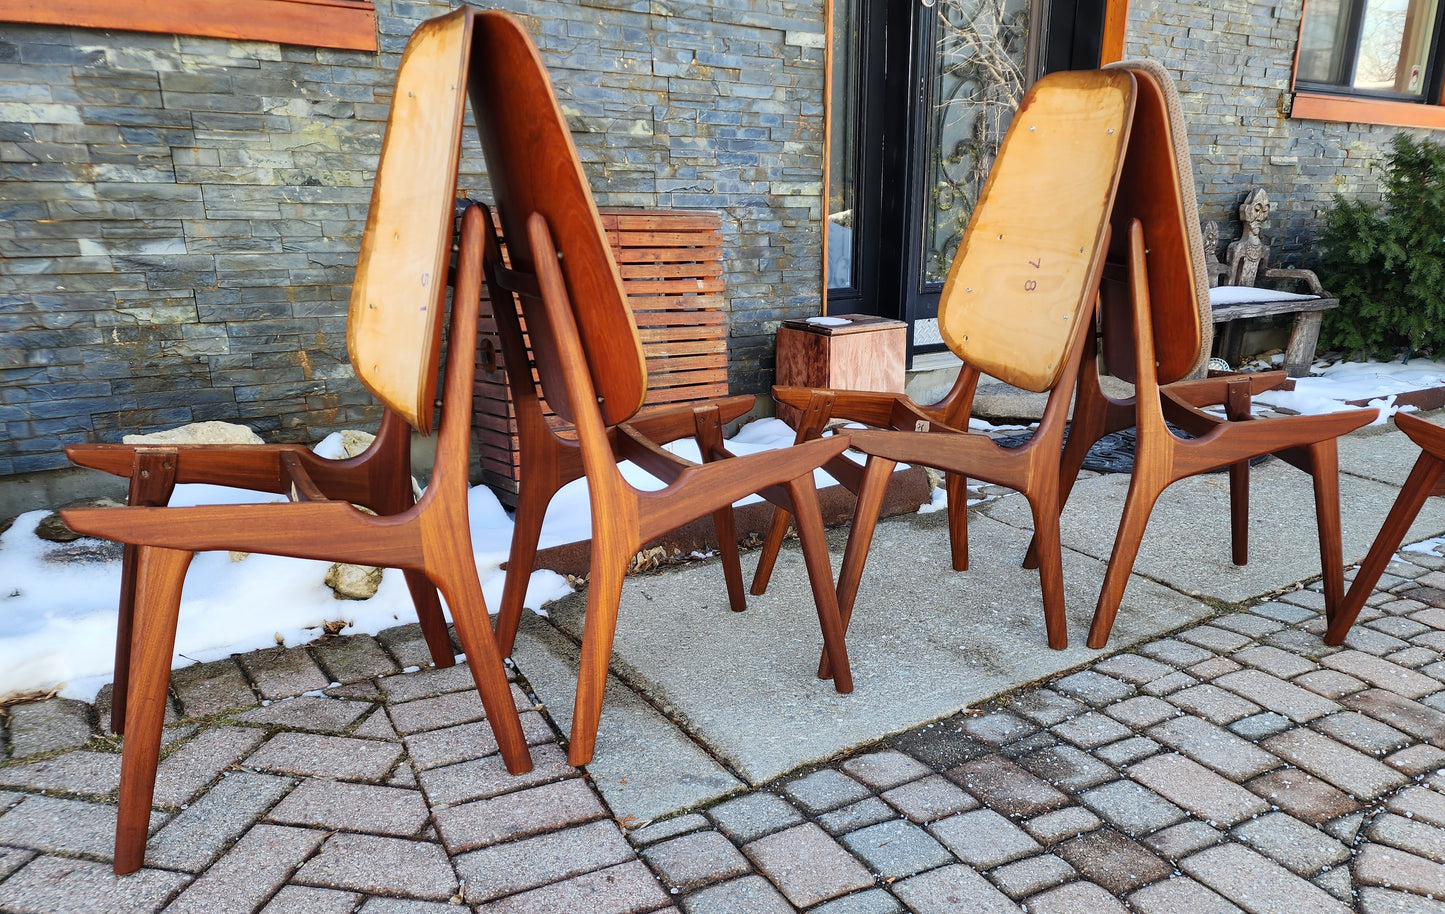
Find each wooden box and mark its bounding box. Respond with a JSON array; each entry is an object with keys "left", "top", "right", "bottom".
[
  {"left": 775, "top": 313, "right": 908, "bottom": 393},
  {"left": 474, "top": 209, "right": 728, "bottom": 505}
]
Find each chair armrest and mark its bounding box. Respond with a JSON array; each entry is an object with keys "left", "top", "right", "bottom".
[{"left": 1261, "top": 267, "right": 1326, "bottom": 296}]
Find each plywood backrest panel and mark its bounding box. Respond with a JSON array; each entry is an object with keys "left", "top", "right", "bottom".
[
  {"left": 939, "top": 70, "right": 1134, "bottom": 393},
  {"left": 346, "top": 8, "right": 470, "bottom": 435},
  {"left": 467, "top": 10, "right": 646, "bottom": 428}
]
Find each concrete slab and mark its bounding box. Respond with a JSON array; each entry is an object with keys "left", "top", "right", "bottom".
[
  {"left": 1337, "top": 413, "right": 1444, "bottom": 487},
  {"left": 509, "top": 615, "right": 745, "bottom": 824},
  {"left": 983, "top": 454, "right": 1445, "bottom": 604},
  {"left": 539, "top": 512, "right": 1211, "bottom": 800}
]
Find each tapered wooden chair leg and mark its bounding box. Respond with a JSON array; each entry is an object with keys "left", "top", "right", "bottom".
[
  {"left": 820, "top": 456, "right": 895, "bottom": 680},
  {"left": 1325, "top": 450, "right": 1443, "bottom": 645},
  {"left": 749, "top": 504, "right": 793, "bottom": 596},
  {"left": 1088, "top": 476, "right": 1165, "bottom": 649},
  {"left": 1226, "top": 379, "right": 1253, "bottom": 566},
  {"left": 712, "top": 507, "right": 747, "bottom": 612},
  {"left": 1029, "top": 489, "right": 1069, "bottom": 649},
  {"left": 945, "top": 473, "right": 969, "bottom": 571},
  {"left": 1024, "top": 387, "right": 1113, "bottom": 571},
  {"left": 569, "top": 550, "right": 629, "bottom": 766},
  {"left": 787, "top": 478, "right": 852, "bottom": 693},
  {"left": 114, "top": 545, "right": 192, "bottom": 875},
  {"left": 403, "top": 570, "right": 457, "bottom": 668},
  {"left": 1309, "top": 441, "right": 1346, "bottom": 614},
  {"left": 495, "top": 480, "right": 555, "bottom": 657},
  {"left": 431, "top": 564, "right": 532, "bottom": 775}
]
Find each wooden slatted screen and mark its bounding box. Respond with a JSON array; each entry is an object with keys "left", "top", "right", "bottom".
[{"left": 474, "top": 209, "right": 729, "bottom": 503}]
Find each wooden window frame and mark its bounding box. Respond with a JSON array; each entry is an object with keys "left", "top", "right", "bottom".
[
  {"left": 1289, "top": 0, "right": 1445, "bottom": 130},
  {"left": 0, "top": 0, "right": 377, "bottom": 52}
]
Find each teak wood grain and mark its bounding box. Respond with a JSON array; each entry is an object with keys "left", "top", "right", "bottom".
[
  {"left": 59, "top": 11, "right": 532, "bottom": 873},
  {"left": 465, "top": 8, "right": 856, "bottom": 767},
  {"left": 753, "top": 69, "right": 1136, "bottom": 653}
]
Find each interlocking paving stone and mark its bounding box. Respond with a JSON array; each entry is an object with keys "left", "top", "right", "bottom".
[
  {"left": 1093, "top": 735, "right": 1161, "bottom": 766},
  {"left": 389, "top": 690, "right": 492, "bottom": 735},
  {"left": 1138, "top": 638, "right": 1216, "bottom": 667},
  {"left": 1231, "top": 643, "right": 1318, "bottom": 678},
  {"left": 818, "top": 797, "right": 895, "bottom": 836},
  {"left": 1168, "top": 684, "right": 1264, "bottom": 725},
  {"left": 892, "top": 863, "right": 1022, "bottom": 914},
  {"left": 377, "top": 661, "right": 481, "bottom": 703},
  {"left": 402, "top": 711, "right": 554, "bottom": 770},
  {"left": 1295, "top": 669, "right": 1369, "bottom": 699},
  {"left": 1343, "top": 688, "right": 1445, "bottom": 745},
  {"left": 1128, "top": 753, "right": 1268, "bottom": 826},
  {"left": 628, "top": 814, "right": 710, "bottom": 848},
  {"left": 1129, "top": 876, "right": 1246, "bottom": 914},
  {"left": 1053, "top": 670, "right": 1135, "bottom": 704},
  {"left": 1213, "top": 669, "right": 1341, "bottom": 722},
  {"left": 0, "top": 795, "right": 167, "bottom": 859},
  {"left": 887, "top": 720, "right": 992, "bottom": 770},
  {"left": 1142, "top": 671, "right": 1199, "bottom": 697},
  {"left": 1025, "top": 880, "right": 1129, "bottom": 913},
  {"left": 1386, "top": 743, "right": 1445, "bottom": 775},
  {"left": 1078, "top": 779, "right": 1186, "bottom": 837},
  {"left": 238, "top": 647, "right": 332, "bottom": 701},
  {"left": 927, "top": 808, "right": 1040, "bottom": 868},
  {"left": 266, "top": 778, "right": 429, "bottom": 837},
  {"left": 455, "top": 819, "right": 634, "bottom": 903},
  {"left": 1007, "top": 689, "right": 1085, "bottom": 726},
  {"left": 986, "top": 853, "right": 1075, "bottom": 898},
  {"left": 1019, "top": 743, "right": 1116, "bottom": 792},
  {"left": 1212, "top": 614, "right": 1283, "bottom": 639},
  {"left": 680, "top": 874, "right": 792, "bottom": 914},
  {"left": 1321, "top": 650, "right": 1442, "bottom": 699},
  {"left": 4, "top": 700, "right": 94, "bottom": 758},
  {"left": 0, "top": 846, "right": 37, "bottom": 881},
  {"left": 259, "top": 885, "right": 362, "bottom": 914},
  {"left": 1244, "top": 767, "right": 1359, "bottom": 824},
  {"left": 1315, "top": 709, "right": 1412, "bottom": 756},
  {"left": 238, "top": 696, "right": 372, "bottom": 732},
  {"left": 145, "top": 771, "right": 293, "bottom": 872},
  {"left": 165, "top": 824, "right": 326, "bottom": 914},
  {"left": 295, "top": 833, "right": 457, "bottom": 901},
  {"left": 1144, "top": 820, "right": 1223, "bottom": 860},
  {"left": 1263, "top": 727, "right": 1411, "bottom": 800},
  {"left": 1368, "top": 813, "right": 1445, "bottom": 863},
  {"left": 1055, "top": 828, "right": 1171, "bottom": 895},
  {"left": 357, "top": 900, "right": 461, "bottom": 914},
  {"left": 434, "top": 778, "right": 606, "bottom": 853},
  {"left": 1050, "top": 711, "right": 1132, "bottom": 749},
  {"left": 172, "top": 659, "right": 257, "bottom": 718},
  {"left": 352, "top": 708, "right": 400, "bottom": 740},
  {"left": 375, "top": 624, "right": 441, "bottom": 671},
  {"left": 246, "top": 732, "right": 403, "bottom": 781},
  {"left": 153, "top": 724, "right": 269, "bottom": 807},
  {"left": 0, "top": 855, "right": 189, "bottom": 914},
  {"left": 1230, "top": 811, "right": 1350, "bottom": 875},
  {"left": 1147, "top": 716, "right": 1279, "bottom": 780},
  {"left": 810, "top": 888, "right": 904, "bottom": 914},
  {"left": 742, "top": 822, "right": 873, "bottom": 908},
  {"left": 0, "top": 751, "right": 120, "bottom": 796},
  {"left": 707, "top": 791, "right": 805, "bottom": 843},
  {"left": 415, "top": 741, "right": 576, "bottom": 809},
  {"left": 1181, "top": 843, "right": 1350, "bottom": 914},
  {"left": 782, "top": 769, "right": 873, "bottom": 815},
  {"left": 1180, "top": 625, "right": 1252, "bottom": 654},
  {"left": 326, "top": 681, "right": 381, "bottom": 700},
  {"left": 311, "top": 634, "right": 399, "bottom": 684},
  {"left": 838, "top": 818, "right": 952, "bottom": 879},
  {"left": 1356, "top": 887, "right": 1445, "bottom": 914},
  {"left": 1094, "top": 653, "right": 1178, "bottom": 684},
  {"left": 948, "top": 755, "right": 1068, "bottom": 816},
  {"left": 1251, "top": 601, "right": 1318, "bottom": 624},
  {"left": 840, "top": 749, "right": 931, "bottom": 790},
  {"left": 1105, "top": 695, "right": 1179, "bottom": 728},
  {"left": 643, "top": 829, "right": 751, "bottom": 892},
  {"left": 958, "top": 711, "right": 1037, "bottom": 745},
  {"left": 473, "top": 859, "right": 673, "bottom": 914},
  {"left": 1023, "top": 805, "right": 1102, "bottom": 844},
  {"left": 1229, "top": 711, "right": 1292, "bottom": 740},
  {"left": 881, "top": 774, "right": 979, "bottom": 824},
  {"left": 1388, "top": 786, "right": 1445, "bottom": 827}
]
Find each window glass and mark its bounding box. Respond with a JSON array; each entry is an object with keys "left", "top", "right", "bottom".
[
  {"left": 828, "top": 0, "right": 859, "bottom": 291},
  {"left": 1299, "top": 0, "right": 1440, "bottom": 97}
]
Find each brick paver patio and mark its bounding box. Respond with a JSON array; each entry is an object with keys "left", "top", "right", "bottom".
[{"left": 0, "top": 544, "right": 1442, "bottom": 913}]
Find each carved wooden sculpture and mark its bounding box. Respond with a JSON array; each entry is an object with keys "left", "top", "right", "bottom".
[
  {"left": 464, "top": 9, "right": 854, "bottom": 766},
  {"left": 59, "top": 12, "right": 532, "bottom": 874},
  {"left": 1046, "top": 60, "right": 1376, "bottom": 648},
  {"left": 1323, "top": 412, "right": 1445, "bottom": 645},
  {"left": 752, "top": 69, "right": 1139, "bottom": 651}
]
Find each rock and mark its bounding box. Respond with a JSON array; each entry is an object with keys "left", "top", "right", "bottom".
[
  {"left": 123, "top": 421, "right": 263, "bottom": 446},
  {"left": 0, "top": 515, "right": 13, "bottom": 537},
  {"left": 35, "top": 497, "right": 124, "bottom": 543},
  {"left": 337, "top": 430, "right": 376, "bottom": 457},
  {"left": 325, "top": 562, "right": 383, "bottom": 600}
]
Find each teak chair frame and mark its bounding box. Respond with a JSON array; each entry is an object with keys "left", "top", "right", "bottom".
[
  {"left": 59, "top": 12, "right": 532, "bottom": 875},
  {"left": 464, "top": 9, "right": 855, "bottom": 767},
  {"left": 753, "top": 69, "right": 1139, "bottom": 653}
]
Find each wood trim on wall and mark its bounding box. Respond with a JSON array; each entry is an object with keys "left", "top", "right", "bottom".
[
  {"left": 1291, "top": 91, "right": 1445, "bottom": 130},
  {"left": 0, "top": 0, "right": 377, "bottom": 52},
  {"left": 1100, "top": 0, "right": 1130, "bottom": 65}
]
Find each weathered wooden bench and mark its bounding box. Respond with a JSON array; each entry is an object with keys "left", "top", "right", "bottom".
[
  {"left": 474, "top": 209, "right": 728, "bottom": 505},
  {"left": 1205, "top": 188, "right": 1339, "bottom": 378}
]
